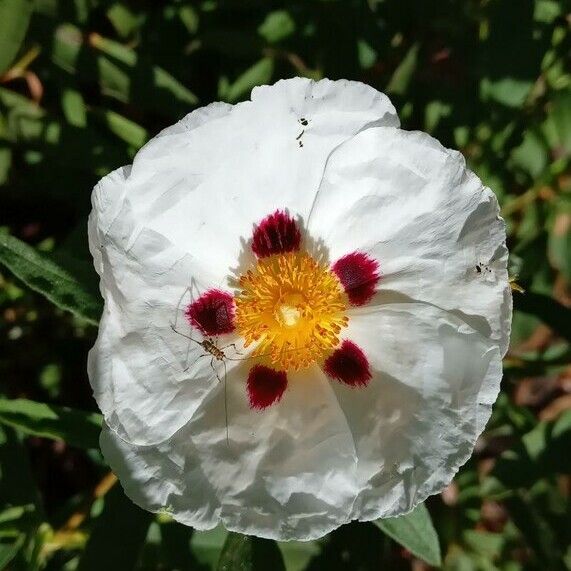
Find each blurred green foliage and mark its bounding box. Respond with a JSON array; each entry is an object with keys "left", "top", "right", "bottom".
[{"left": 0, "top": 0, "right": 570, "bottom": 569}]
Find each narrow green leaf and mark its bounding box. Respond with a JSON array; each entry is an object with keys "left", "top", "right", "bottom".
[
  {"left": 0, "top": 233, "right": 102, "bottom": 325},
  {"left": 77, "top": 485, "right": 152, "bottom": 571},
  {"left": 0, "top": 399, "right": 102, "bottom": 449},
  {"left": 0, "top": 0, "right": 34, "bottom": 75},
  {"left": 0, "top": 535, "right": 25, "bottom": 569},
  {"left": 222, "top": 58, "right": 274, "bottom": 103},
  {"left": 96, "top": 109, "right": 148, "bottom": 148},
  {"left": 217, "top": 532, "right": 285, "bottom": 571},
  {"left": 387, "top": 43, "right": 419, "bottom": 96},
  {"left": 375, "top": 503, "right": 442, "bottom": 567}
]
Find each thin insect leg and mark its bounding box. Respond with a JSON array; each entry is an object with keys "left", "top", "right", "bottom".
[
  {"left": 221, "top": 342, "right": 242, "bottom": 354},
  {"left": 223, "top": 360, "right": 229, "bottom": 446},
  {"left": 172, "top": 285, "right": 191, "bottom": 331},
  {"left": 170, "top": 323, "right": 202, "bottom": 346},
  {"left": 183, "top": 352, "right": 208, "bottom": 373},
  {"left": 209, "top": 358, "right": 230, "bottom": 447}
]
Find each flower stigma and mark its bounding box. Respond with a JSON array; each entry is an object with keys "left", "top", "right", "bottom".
[{"left": 235, "top": 252, "right": 349, "bottom": 371}]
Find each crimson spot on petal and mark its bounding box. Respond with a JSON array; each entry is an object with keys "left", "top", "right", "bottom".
[
  {"left": 331, "top": 252, "right": 380, "bottom": 306},
  {"left": 251, "top": 210, "right": 301, "bottom": 258},
  {"left": 247, "top": 365, "right": 288, "bottom": 409},
  {"left": 185, "top": 289, "right": 235, "bottom": 336},
  {"left": 323, "top": 340, "right": 372, "bottom": 387}
]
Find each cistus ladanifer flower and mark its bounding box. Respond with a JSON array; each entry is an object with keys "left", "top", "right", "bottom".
[{"left": 88, "top": 78, "right": 512, "bottom": 541}]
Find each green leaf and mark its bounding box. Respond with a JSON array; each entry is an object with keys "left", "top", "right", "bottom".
[
  {"left": 217, "top": 532, "right": 285, "bottom": 571},
  {"left": 258, "top": 11, "right": 295, "bottom": 43},
  {"left": 483, "top": 410, "right": 571, "bottom": 495},
  {"left": 77, "top": 485, "right": 152, "bottom": 571},
  {"left": 387, "top": 43, "right": 419, "bottom": 96},
  {"left": 96, "top": 109, "right": 148, "bottom": 148},
  {"left": 375, "top": 503, "right": 442, "bottom": 567},
  {"left": 0, "top": 233, "right": 102, "bottom": 325},
  {"left": 0, "top": 399, "right": 102, "bottom": 449},
  {"left": 0, "top": 0, "right": 34, "bottom": 75},
  {"left": 0, "top": 535, "right": 25, "bottom": 569},
  {"left": 61, "top": 89, "right": 87, "bottom": 128},
  {"left": 222, "top": 58, "right": 274, "bottom": 103},
  {"left": 0, "top": 427, "right": 43, "bottom": 569}
]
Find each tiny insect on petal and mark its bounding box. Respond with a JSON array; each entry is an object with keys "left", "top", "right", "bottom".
[
  {"left": 323, "top": 340, "right": 372, "bottom": 387},
  {"left": 331, "top": 252, "right": 380, "bottom": 306},
  {"left": 251, "top": 210, "right": 302, "bottom": 258},
  {"left": 185, "top": 289, "right": 235, "bottom": 336},
  {"left": 247, "top": 365, "right": 288, "bottom": 409}
]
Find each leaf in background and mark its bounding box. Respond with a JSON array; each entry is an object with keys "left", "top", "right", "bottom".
[
  {"left": 77, "top": 484, "right": 152, "bottom": 571},
  {"left": 106, "top": 3, "right": 144, "bottom": 38},
  {"left": 258, "top": 11, "right": 295, "bottom": 43},
  {"left": 0, "top": 427, "right": 43, "bottom": 569},
  {"left": 484, "top": 409, "right": 571, "bottom": 495},
  {"left": 278, "top": 540, "right": 320, "bottom": 571},
  {"left": 0, "top": 534, "right": 25, "bottom": 569},
  {"left": 192, "top": 526, "right": 228, "bottom": 569},
  {"left": 0, "top": 399, "right": 102, "bottom": 449},
  {"left": 548, "top": 197, "right": 571, "bottom": 281},
  {"left": 543, "top": 89, "right": 571, "bottom": 156},
  {"left": 159, "top": 517, "right": 203, "bottom": 570},
  {"left": 52, "top": 27, "right": 198, "bottom": 118},
  {"left": 375, "top": 503, "right": 442, "bottom": 567},
  {"left": 61, "top": 88, "right": 87, "bottom": 128},
  {"left": 0, "top": 233, "right": 102, "bottom": 325},
  {"left": 217, "top": 532, "right": 285, "bottom": 571},
  {"left": 95, "top": 109, "right": 148, "bottom": 148},
  {"left": 513, "top": 290, "right": 571, "bottom": 341},
  {"left": 221, "top": 58, "right": 274, "bottom": 103},
  {"left": 386, "top": 43, "right": 419, "bottom": 96},
  {"left": 0, "top": 0, "right": 34, "bottom": 75},
  {"left": 480, "top": 77, "right": 535, "bottom": 108}
]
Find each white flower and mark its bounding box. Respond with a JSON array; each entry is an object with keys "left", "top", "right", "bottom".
[{"left": 88, "top": 77, "right": 511, "bottom": 541}]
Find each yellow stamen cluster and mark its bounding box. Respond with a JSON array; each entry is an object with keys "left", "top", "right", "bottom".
[{"left": 235, "top": 252, "right": 348, "bottom": 371}]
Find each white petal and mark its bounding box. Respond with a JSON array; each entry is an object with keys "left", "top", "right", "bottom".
[
  {"left": 308, "top": 127, "right": 511, "bottom": 354},
  {"left": 90, "top": 79, "right": 398, "bottom": 446},
  {"left": 90, "top": 80, "right": 510, "bottom": 541},
  {"left": 100, "top": 361, "right": 361, "bottom": 541},
  {"left": 337, "top": 303, "right": 502, "bottom": 520},
  {"left": 99, "top": 299, "right": 502, "bottom": 539}
]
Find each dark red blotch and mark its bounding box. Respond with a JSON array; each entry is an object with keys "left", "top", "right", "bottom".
[
  {"left": 251, "top": 210, "right": 302, "bottom": 258},
  {"left": 185, "top": 289, "right": 235, "bottom": 336},
  {"left": 247, "top": 365, "right": 288, "bottom": 409},
  {"left": 331, "top": 252, "right": 380, "bottom": 306},
  {"left": 323, "top": 340, "right": 372, "bottom": 387}
]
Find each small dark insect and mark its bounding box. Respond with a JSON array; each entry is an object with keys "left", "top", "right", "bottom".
[
  {"left": 299, "top": 140, "right": 303, "bottom": 147},
  {"left": 475, "top": 262, "right": 492, "bottom": 274},
  {"left": 299, "top": 117, "right": 308, "bottom": 126}
]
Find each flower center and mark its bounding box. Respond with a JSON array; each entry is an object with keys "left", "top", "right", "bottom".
[{"left": 235, "top": 252, "right": 348, "bottom": 371}]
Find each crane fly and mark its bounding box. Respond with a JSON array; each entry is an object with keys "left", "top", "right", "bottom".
[{"left": 169, "top": 283, "right": 308, "bottom": 446}]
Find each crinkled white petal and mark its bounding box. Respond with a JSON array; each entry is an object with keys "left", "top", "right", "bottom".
[
  {"left": 308, "top": 127, "right": 511, "bottom": 354},
  {"left": 99, "top": 301, "right": 502, "bottom": 541},
  {"left": 89, "top": 78, "right": 398, "bottom": 446},
  {"left": 89, "top": 78, "right": 510, "bottom": 541}
]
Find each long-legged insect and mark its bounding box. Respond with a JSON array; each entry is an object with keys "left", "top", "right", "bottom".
[
  {"left": 170, "top": 281, "right": 312, "bottom": 445},
  {"left": 170, "top": 281, "right": 242, "bottom": 445}
]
